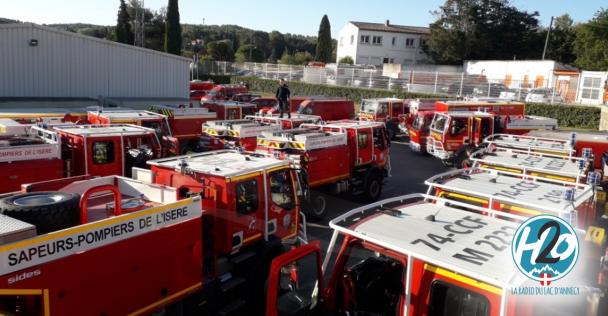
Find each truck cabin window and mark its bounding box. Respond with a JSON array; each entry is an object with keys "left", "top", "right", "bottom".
[
  {"left": 298, "top": 104, "right": 313, "bottom": 115},
  {"left": 431, "top": 115, "right": 448, "bottom": 132},
  {"left": 338, "top": 243, "right": 404, "bottom": 316},
  {"left": 360, "top": 101, "right": 377, "bottom": 114},
  {"left": 413, "top": 115, "right": 429, "bottom": 133},
  {"left": 92, "top": 141, "right": 115, "bottom": 164},
  {"left": 358, "top": 133, "right": 369, "bottom": 149},
  {"left": 236, "top": 179, "right": 259, "bottom": 215},
  {"left": 270, "top": 170, "right": 295, "bottom": 210},
  {"left": 428, "top": 280, "right": 489, "bottom": 316},
  {"left": 277, "top": 253, "right": 320, "bottom": 316},
  {"left": 450, "top": 118, "right": 467, "bottom": 136},
  {"left": 373, "top": 128, "right": 386, "bottom": 149}
]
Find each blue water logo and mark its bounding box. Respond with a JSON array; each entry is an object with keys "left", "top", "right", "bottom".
[{"left": 511, "top": 215, "right": 579, "bottom": 285}]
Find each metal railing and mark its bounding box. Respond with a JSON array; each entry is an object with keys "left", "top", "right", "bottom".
[{"left": 194, "top": 60, "right": 582, "bottom": 104}]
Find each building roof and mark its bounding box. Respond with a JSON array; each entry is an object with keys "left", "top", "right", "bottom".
[
  {"left": 350, "top": 21, "right": 430, "bottom": 35},
  {"left": 0, "top": 23, "right": 190, "bottom": 62}
]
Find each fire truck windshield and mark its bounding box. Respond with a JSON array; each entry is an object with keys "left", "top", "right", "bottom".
[
  {"left": 412, "top": 115, "right": 428, "bottom": 132},
  {"left": 430, "top": 115, "right": 448, "bottom": 132},
  {"left": 270, "top": 169, "right": 295, "bottom": 210},
  {"left": 360, "top": 101, "right": 377, "bottom": 114}
]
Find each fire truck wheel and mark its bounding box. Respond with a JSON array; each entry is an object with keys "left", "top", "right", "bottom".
[
  {"left": 305, "top": 192, "right": 327, "bottom": 220},
  {"left": 0, "top": 192, "right": 80, "bottom": 234},
  {"left": 363, "top": 172, "right": 383, "bottom": 202}
]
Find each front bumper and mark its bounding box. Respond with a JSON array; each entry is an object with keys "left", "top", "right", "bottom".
[{"left": 426, "top": 138, "right": 452, "bottom": 160}]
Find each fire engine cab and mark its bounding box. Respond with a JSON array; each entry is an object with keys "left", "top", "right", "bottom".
[
  {"left": 0, "top": 124, "right": 160, "bottom": 193},
  {"left": 88, "top": 108, "right": 220, "bottom": 155},
  {"left": 358, "top": 98, "right": 407, "bottom": 139},
  {"left": 202, "top": 119, "right": 282, "bottom": 151},
  {"left": 201, "top": 101, "right": 258, "bottom": 120},
  {"left": 426, "top": 111, "right": 557, "bottom": 166},
  {"left": 256, "top": 120, "right": 390, "bottom": 219},
  {"left": 262, "top": 193, "right": 604, "bottom": 316}
]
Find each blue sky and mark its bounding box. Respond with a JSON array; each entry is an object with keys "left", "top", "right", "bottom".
[{"left": 3, "top": 0, "right": 603, "bottom": 37}]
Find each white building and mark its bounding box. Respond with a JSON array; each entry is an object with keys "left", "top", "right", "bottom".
[
  {"left": 0, "top": 23, "right": 190, "bottom": 108},
  {"left": 336, "top": 20, "right": 430, "bottom": 67}
]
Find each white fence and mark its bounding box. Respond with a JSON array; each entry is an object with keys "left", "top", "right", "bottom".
[{"left": 194, "top": 61, "right": 582, "bottom": 104}]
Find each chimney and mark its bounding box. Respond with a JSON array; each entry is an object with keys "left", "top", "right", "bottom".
[{"left": 385, "top": 20, "right": 390, "bottom": 26}]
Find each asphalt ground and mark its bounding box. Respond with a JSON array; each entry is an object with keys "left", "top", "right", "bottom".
[{"left": 306, "top": 134, "right": 450, "bottom": 261}]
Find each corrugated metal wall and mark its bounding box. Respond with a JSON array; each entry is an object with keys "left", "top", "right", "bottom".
[{"left": 0, "top": 24, "right": 189, "bottom": 99}]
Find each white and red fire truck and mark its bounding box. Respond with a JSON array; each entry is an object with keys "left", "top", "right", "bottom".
[
  {"left": 201, "top": 114, "right": 322, "bottom": 151},
  {"left": 256, "top": 120, "right": 390, "bottom": 219},
  {"left": 0, "top": 123, "right": 161, "bottom": 193},
  {"left": 526, "top": 130, "right": 608, "bottom": 169},
  {"left": 0, "top": 149, "right": 309, "bottom": 315},
  {"left": 88, "top": 108, "right": 221, "bottom": 155},
  {"left": 200, "top": 100, "right": 258, "bottom": 120},
  {"left": 425, "top": 111, "right": 557, "bottom": 166}
]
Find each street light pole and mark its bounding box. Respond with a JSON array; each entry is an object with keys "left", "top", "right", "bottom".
[{"left": 542, "top": 16, "right": 554, "bottom": 60}]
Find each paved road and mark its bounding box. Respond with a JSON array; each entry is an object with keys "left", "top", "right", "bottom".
[{"left": 306, "top": 135, "right": 450, "bottom": 258}]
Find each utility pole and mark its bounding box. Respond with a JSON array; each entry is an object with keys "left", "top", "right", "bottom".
[{"left": 542, "top": 16, "right": 554, "bottom": 60}]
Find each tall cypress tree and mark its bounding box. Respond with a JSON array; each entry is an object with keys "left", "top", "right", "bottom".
[
  {"left": 315, "top": 15, "right": 332, "bottom": 62},
  {"left": 116, "top": 0, "right": 133, "bottom": 44},
  {"left": 164, "top": 0, "right": 182, "bottom": 55}
]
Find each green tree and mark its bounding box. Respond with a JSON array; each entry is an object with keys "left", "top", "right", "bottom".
[
  {"left": 269, "top": 31, "right": 286, "bottom": 62},
  {"left": 543, "top": 14, "right": 576, "bottom": 64},
  {"left": 116, "top": 0, "right": 133, "bottom": 44},
  {"left": 164, "top": 0, "right": 182, "bottom": 55},
  {"left": 339, "top": 56, "right": 354, "bottom": 64},
  {"left": 426, "top": 0, "right": 541, "bottom": 64},
  {"left": 574, "top": 9, "right": 608, "bottom": 70},
  {"left": 235, "top": 44, "right": 265, "bottom": 62},
  {"left": 315, "top": 15, "right": 332, "bottom": 62},
  {"left": 279, "top": 51, "right": 296, "bottom": 64},
  {"left": 207, "top": 40, "right": 234, "bottom": 61},
  {"left": 294, "top": 51, "right": 314, "bottom": 64}
]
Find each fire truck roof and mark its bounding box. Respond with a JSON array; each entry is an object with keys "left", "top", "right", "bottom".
[
  {"left": 89, "top": 110, "right": 166, "bottom": 120},
  {"left": 425, "top": 168, "right": 593, "bottom": 216},
  {"left": 320, "top": 120, "right": 385, "bottom": 129},
  {"left": 361, "top": 97, "right": 403, "bottom": 102},
  {"left": 53, "top": 124, "right": 157, "bottom": 136},
  {"left": 484, "top": 133, "right": 575, "bottom": 155},
  {"left": 529, "top": 130, "right": 608, "bottom": 144},
  {"left": 147, "top": 150, "right": 289, "bottom": 178},
  {"left": 441, "top": 100, "right": 524, "bottom": 106},
  {"left": 471, "top": 147, "right": 587, "bottom": 180},
  {"left": 148, "top": 105, "right": 216, "bottom": 118},
  {"left": 330, "top": 194, "right": 521, "bottom": 288},
  {"left": 435, "top": 111, "right": 494, "bottom": 118}
]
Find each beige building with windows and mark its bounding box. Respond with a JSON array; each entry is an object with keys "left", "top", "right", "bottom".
[{"left": 336, "top": 20, "right": 430, "bottom": 67}]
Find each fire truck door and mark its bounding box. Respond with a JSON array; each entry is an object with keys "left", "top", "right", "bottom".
[
  {"left": 226, "top": 107, "right": 240, "bottom": 120},
  {"left": 86, "top": 137, "right": 123, "bottom": 176},
  {"left": 233, "top": 177, "right": 265, "bottom": 246},
  {"left": 473, "top": 117, "right": 493, "bottom": 145},
  {"left": 356, "top": 128, "right": 373, "bottom": 165},
  {"left": 266, "top": 169, "right": 298, "bottom": 239},
  {"left": 265, "top": 242, "right": 322, "bottom": 316}
]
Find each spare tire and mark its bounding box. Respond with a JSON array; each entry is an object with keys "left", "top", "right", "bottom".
[{"left": 0, "top": 192, "right": 80, "bottom": 234}]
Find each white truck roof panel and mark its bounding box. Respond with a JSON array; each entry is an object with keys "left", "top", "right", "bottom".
[
  {"left": 484, "top": 134, "right": 575, "bottom": 155},
  {"left": 472, "top": 148, "right": 586, "bottom": 179},
  {"left": 331, "top": 195, "right": 520, "bottom": 287},
  {"left": 90, "top": 110, "right": 166, "bottom": 120},
  {"left": 0, "top": 119, "right": 30, "bottom": 136},
  {"left": 54, "top": 124, "right": 156, "bottom": 136},
  {"left": 529, "top": 130, "right": 608, "bottom": 144},
  {"left": 426, "top": 169, "right": 593, "bottom": 215},
  {"left": 147, "top": 150, "right": 288, "bottom": 178}
]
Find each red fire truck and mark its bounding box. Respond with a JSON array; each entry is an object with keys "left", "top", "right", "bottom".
[
  {"left": 526, "top": 130, "right": 608, "bottom": 169},
  {"left": 256, "top": 120, "right": 390, "bottom": 219},
  {"left": 358, "top": 98, "right": 407, "bottom": 139},
  {"left": 202, "top": 115, "right": 322, "bottom": 151},
  {"left": 408, "top": 100, "right": 528, "bottom": 153},
  {"left": 0, "top": 148, "right": 309, "bottom": 315},
  {"left": 200, "top": 84, "right": 248, "bottom": 102},
  {"left": 200, "top": 101, "right": 258, "bottom": 120},
  {"left": 0, "top": 124, "right": 161, "bottom": 193},
  {"left": 88, "top": 107, "right": 220, "bottom": 155},
  {"left": 426, "top": 111, "right": 557, "bottom": 166}
]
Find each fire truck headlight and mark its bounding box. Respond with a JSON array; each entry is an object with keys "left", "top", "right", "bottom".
[{"left": 283, "top": 214, "right": 291, "bottom": 229}]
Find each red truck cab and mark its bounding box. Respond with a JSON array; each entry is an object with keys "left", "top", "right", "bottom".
[{"left": 201, "top": 84, "right": 248, "bottom": 102}]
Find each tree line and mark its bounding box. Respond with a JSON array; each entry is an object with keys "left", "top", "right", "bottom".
[{"left": 425, "top": 0, "right": 608, "bottom": 70}]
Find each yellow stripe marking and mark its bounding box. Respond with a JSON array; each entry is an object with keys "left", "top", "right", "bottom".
[
  {"left": 424, "top": 264, "right": 502, "bottom": 295},
  {"left": 226, "top": 172, "right": 262, "bottom": 183},
  {"left": 127, "top": 282, "right": 202, "bottom": 316},
  {"left": 0, "top": 199, "right": 195, "bottom": 252},
  {"left": 43, "top": 289, "right": 50, "bottom": 316},
  {"left": 0, "top": 289, "right": 43, "bottom": 295},
  {"left": 243, "top": 233, "right": 262, "bottom": 244}
]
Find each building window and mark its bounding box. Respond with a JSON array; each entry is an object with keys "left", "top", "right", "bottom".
[
  {"left": 390, "top": 58, "right": 394, "bottom": 63},
  {"left": 360, "top": 35, "right": 370, "bottom": 44},
  {"left": 428, "top": 280, "right": 489, "bottom": 316},
  {"left": 236, "top": 179, "right": 259, "bottom": 215},
  {"left": 406, "top": 38, "right": 415, "bottom": 47},
  {"left": 392, "top": 37, "right": 396, "bottom": 46},
  {"left": 581, "top": 77, "right": 602, "bottom": 100},
  {"left": 372, "top": 36, "right": 382, "bottom": 45},
  {"left": 383, "top": 57, "right": 389, "bottom": 64},
  {"left": 420, "top": 38, "right": 427, "bottom": 47},
  {"left": 92, "top": 141, "right": 115, "bottom": 164},
  {"left": 350, "top": 35, "right": 354, "bottom": 45}
]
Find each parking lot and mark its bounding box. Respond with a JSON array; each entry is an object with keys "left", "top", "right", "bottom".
[{"left": 307, "top": 134, "right": 449, "bottom": 254}]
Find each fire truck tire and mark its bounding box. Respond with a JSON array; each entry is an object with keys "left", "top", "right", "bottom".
[
  {"left": 0, "top": 192, "right": 80, "bottom": 234},
  {"left": 363, "top": 172, "right": 383, "bottom": 202},
  {"left": 305, "top": 192, "right": 327, "bottom": 220}
]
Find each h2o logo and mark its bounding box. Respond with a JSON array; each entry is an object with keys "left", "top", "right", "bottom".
[{"left": 511, "top": 215, "right": 579, "bottom": 285}]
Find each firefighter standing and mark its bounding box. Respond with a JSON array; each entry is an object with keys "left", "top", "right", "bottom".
[{"left": 276, "top": 79, "right": 291, "bottom": 118}]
